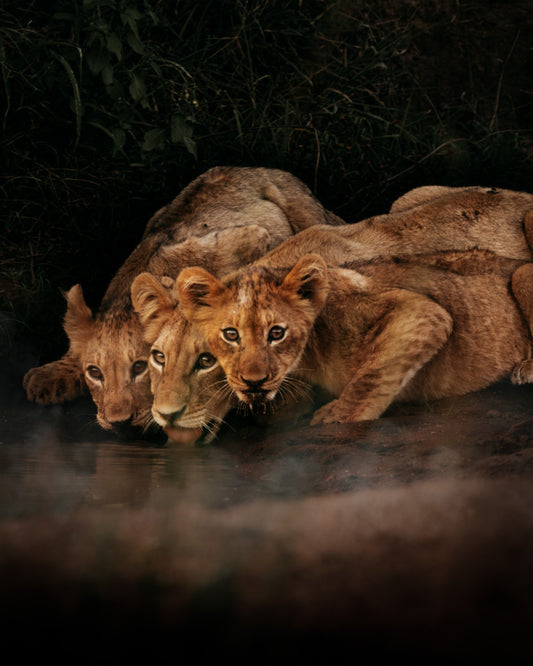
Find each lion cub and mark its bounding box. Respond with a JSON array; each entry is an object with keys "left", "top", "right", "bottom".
[
  {"left": 23, "top": 166, "right": 341, "bottom": 435},
  {"left": 131, "top": 272, "right": 233, "bottom": 445},
  {"left": 176, "top": 250, "right": 533, "bottom": 425}
]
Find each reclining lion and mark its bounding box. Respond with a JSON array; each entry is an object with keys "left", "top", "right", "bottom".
[
  {"left": 176, "top": 248, "right": 533, "bottom": 427},
  {"left": 133, "top": 185, "right": 533, "bottom": 443},
  {"left": 23, "top": 166, "right": 343, "bottom": 435}
]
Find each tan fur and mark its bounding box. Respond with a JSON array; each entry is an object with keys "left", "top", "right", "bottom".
[
  {"left": 253, "top": 186, "right": 533, "bottom": 269},
  {"left": 176, "top": 250, "right": 533, "bottom": 427},
  {"left": 137, "top": 185, "right": 533, "bottom": 441},
  {"left": 131, "top": 273, "right": 231, "bottom": 444},
  {"left": 23, "top": 166, "right": 341, "bottom": 434}
]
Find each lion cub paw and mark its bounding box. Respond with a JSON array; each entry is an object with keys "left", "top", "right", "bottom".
[
  {"left": 310, "top": 399, "right": 345, "bottom": 426},
  {"left": 23, "top": 362, "right": 86, "bottom": 404},
  {"left": 510, "top": 359, "right": 533, "bottom": 385}
]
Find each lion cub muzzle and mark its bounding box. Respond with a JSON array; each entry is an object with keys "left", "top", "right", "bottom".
[
  {"left": 153, "top": 404, "right": 210, "bottom": 444},
  {"left": 153, "top": 405, "right": 186, "bottom": 425},
  {"left": 238, "top": 373, "right": 277, "bottom": 410},
  {"left": 106, "top": 415, "right": 135, "bottom": 439}
]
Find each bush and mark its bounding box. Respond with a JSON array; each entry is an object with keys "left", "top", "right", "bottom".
[{"left": 1, "top": 0, "right": 532, "bottom": 358}]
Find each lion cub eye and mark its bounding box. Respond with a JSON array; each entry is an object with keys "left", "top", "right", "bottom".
[
  {"left": 151, "top": 350, "right": 166, "bottom": 366},
  {"left": 195, "top": 353, "right": 216, "bottom": 370},
  {"left": 268, "top": 325, "right": 286, "bottom": 342},
  {"left": 87, "top": 365, "right": 103, "bottom": 381},
  {"left": 132, "top": 360, "right": 148, "bottom": 376},
  {"left": 222, "top": 327, "right": 239, "bottom": 342}
]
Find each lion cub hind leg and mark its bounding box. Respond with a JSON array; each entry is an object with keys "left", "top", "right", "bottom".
[
  {"left": 23, "top": 352, "right": 87, "bottom": 404},
  {"left": 311, "top": 291, "right": 453, "bottom": 425},
  {"left": 510, "top": 262, "right": 533, "bottom": 385}
]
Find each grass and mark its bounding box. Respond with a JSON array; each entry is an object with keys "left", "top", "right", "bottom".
[{"left": 1, "top": 0, "right": 532, "bottom": 359}]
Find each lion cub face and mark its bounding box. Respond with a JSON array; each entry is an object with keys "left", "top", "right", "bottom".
[
  {"left": 63, "top": 286, "right": 152, "bottom": 432},
  {"left": 176, "top": 254, "right": 329, "bottom": 411},
  {"left": 131, "top": 274, "right": 232, "bottom": 444}
]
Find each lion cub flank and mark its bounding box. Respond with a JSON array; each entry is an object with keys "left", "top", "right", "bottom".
[{"left": 177, "top": 250, "right": 533, "bottom": 426}]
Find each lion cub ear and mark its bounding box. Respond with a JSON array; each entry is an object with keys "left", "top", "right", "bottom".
[
  {"left": 131, "top": 272, "right": 178, "bottom": 344},
  {"left": 175, "top": 267, "right": 226, "bottom": 325},
  {"left": 63, "top": 284, "right": 96, "bottom": 356},
  {"left": 281, "top": 253, "right": 329, "bottom": 314}
]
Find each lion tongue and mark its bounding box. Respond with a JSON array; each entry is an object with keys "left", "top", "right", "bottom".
[{"left": 164, "top": 425, "right": 203, "bottom": 445}]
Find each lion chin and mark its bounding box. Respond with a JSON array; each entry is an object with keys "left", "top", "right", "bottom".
[
  {"left": 238, "top": 389, "right": 277, "bottom": 414},
  {"left": 96, "top": 408, "right": 158, "bottom": 440}
]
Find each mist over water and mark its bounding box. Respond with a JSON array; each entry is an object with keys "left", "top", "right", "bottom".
[{"left": 2, "top": 358, "right": 533, "bottom": 662}]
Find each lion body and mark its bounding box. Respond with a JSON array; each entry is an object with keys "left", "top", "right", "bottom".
[
  {"left": 177, "top": 249, "right": 533, "bottom": 427},
  {"left": 25, "top": 175, "right": 533, "bottom": 440},
  {"left": 144, "top": 185, "right": 533, "bottom": 442},
  {"left": 253, "top": 186, "right": 533, "bottom": 270},
  {"left": 23, "top": 166, "right": 341, "bottom": 433}
]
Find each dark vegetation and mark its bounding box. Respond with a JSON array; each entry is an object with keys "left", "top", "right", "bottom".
[{"left": 1, "top": 0, "right": 532, "bottom": 362}]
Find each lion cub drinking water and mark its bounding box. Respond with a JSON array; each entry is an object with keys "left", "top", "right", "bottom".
[
  {"left": 23, "top": 166, "right": 342, "bottom": 435},
  {"left": 176, "top": 250, "right": 533, "bottom": 425}
]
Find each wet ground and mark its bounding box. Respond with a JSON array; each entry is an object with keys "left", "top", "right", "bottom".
[{"left": 1, "top": 361, "right": 533, "bottom": 663}]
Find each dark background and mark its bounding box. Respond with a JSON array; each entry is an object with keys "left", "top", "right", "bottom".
[{"left": 2, "top": 0, "right": 532, "bottom": 363}]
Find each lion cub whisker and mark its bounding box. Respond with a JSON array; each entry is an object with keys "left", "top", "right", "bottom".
[{"left": 278, "top": 376, "right": 313, "bottom": 404}]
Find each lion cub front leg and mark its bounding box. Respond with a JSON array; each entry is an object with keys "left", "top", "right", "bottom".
[
  {"left": 23, "top": 351, "right": 87, "bottom": 404},
  {"left": 510, "top": 262, "right": 533, "bottom": 385},
  {"left": 311, "top": 291, "right": 453, "bottom": 425}
]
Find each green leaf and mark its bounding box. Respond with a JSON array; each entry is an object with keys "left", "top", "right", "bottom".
[
  {"left": 121, "top": 7, "right": 143, "bottom": 40},
  {"left": 170, "top": 115, "right": 197, "bottom": 158},
  {"left": 149, "top": 60, "right": 162, "bottom": 78},
  {"left": 105, "top": 80, "right": 125, "bottom": 99},
  {"left": 170, "top": 114, "right": 192, "bottom": 142},
  {"left": 126, "top": 32, "right": 145, "bottom": 55},
  {"left": 87, "top": 121, "right": 127, "bottom": 154},
  {"left": 106, "top": 33, "right": 122, "bottom": 61},
  {"left": 101, "top": 64, "right": 114, "bottom": 86},
  {"left": 183, "top": 136, "right": 197, "bottom": 159},
  {"left": 129, "top": 74, "right": 146, "bottom": 101},
  {"left": 88, "top": 50, "right": 109, "bottom": 75},
  {"left": 142, "top": 127, "right": 166, "bottom": 151},
  {"left": 122, "top": 7, "right": 144, "bottom": 21},
  {"left": 112, "top": 127, "right": 126, "bottom": 147}
]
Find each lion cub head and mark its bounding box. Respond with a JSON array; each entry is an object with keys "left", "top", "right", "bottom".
[
  {"left": 176, "top": 254, "right": 329, "bottom": 412},
  {"left": 63, "top": 285, "right": 152, "bottom": 433},
  {"left": 131, "top": 273, "right": 233, "bottom": 444}
]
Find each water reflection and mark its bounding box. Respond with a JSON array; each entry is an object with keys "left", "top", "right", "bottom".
[
  {"left": 2, "top": 379, "right": 533, "bottom": 521},
  {"left": 0, "top": 388, "right": 334, "bottom": 520},
  {"left": 2, "top": 378, "right": 533, "bottom": 660},
  {"left": 0, "top": 425, "right": 260, "bottom": 519}
]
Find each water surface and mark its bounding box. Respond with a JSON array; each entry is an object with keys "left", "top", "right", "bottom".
[{"left": 2, "top": 373, "right": 533, "bottom": 662}]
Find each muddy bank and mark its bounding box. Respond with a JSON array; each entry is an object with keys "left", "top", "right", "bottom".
[
  {"left": 2, "top": 475, "right": 533, "bottom": 663},
  {"left": 1, "top": 373, "right": 533, "bottom": 662}
]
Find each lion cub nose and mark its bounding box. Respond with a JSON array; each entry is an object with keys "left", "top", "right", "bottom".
[
  {"left": 156, "top": 406, "right": 186, "bottom": 424},
  {"left": 241, "top": 375, "right": 269, "bottom": 390},
  {"left": 109, "top": 416, "right": 134, "bottom": 438}
]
